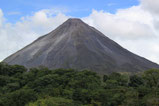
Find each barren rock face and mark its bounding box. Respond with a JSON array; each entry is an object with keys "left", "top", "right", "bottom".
[{"left": 3, "top": 18, "right": 159, "bottom": 74}]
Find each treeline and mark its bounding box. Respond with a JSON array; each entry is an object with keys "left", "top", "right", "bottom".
[{"left": 0, "top": 62, "right": 159, "bottom": 106}]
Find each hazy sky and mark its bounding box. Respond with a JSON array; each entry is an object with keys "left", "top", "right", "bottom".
[{"left": 0, "top": 0, "right": 159, "bottom": 64}]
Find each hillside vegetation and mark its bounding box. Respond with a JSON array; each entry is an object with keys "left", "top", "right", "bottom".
[{"left": 0, "top": 62, "right": 159, "bottom": 106}]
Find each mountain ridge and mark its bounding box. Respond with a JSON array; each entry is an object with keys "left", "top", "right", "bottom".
[{"left": 3, "top": 18, "right": 159, "bottom": 74}]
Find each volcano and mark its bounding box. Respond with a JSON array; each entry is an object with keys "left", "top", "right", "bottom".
[{"left": 3, "top": 18, "right": 159, "bottom": 74}]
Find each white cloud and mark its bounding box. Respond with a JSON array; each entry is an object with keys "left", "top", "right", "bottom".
[
  {"left": 116, "top": 38, "right": 159, "bottom": 64},
  {"left": 8, "top": 11, "right": 21, "bottom": 15},
  {"left": 83, "top": 7, "right": 155, "bottom": 39},
  {"left": 0, "top": 9, "right": 4, "bottom": 27},
  {"left": 82, "top": 1, "right": 159, "bottom": 64},
  {"left": 107, "top": 3, "right": 116, "bottom": 7},
  {"left": 140, "top": 0, "right": 159, "bottom": 14},
  {"left": 0, "top": 9, "right": 69, "bottom": 61}
]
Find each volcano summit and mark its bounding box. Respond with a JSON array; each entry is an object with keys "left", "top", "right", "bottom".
[{"left": 3, "top": 18, "right": 159, "bottom": 74}]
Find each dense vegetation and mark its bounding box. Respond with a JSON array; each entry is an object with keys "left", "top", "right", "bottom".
[{"left": 0, "top": 62, "right": 159, "bottom": 106}]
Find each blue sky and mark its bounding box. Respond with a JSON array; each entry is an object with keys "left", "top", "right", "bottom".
[{"left": 0, "top": 0, "right": 139, "bottom": 23}]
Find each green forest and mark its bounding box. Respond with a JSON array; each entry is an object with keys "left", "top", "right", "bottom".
[{"left": 0, "top": 62, "right": 159, "bottom": 106}]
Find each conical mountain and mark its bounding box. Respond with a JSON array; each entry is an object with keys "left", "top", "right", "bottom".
[{"left": 3, "top": 18, "right": 159, "bottom": 74}]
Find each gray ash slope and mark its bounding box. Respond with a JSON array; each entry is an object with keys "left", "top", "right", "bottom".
[{"left": 3, "top": 18, "right": 159, "bottom": 74}]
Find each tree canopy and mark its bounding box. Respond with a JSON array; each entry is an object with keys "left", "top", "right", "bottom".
[{"left": 0, "top": 62, "right": 159, "bottom": 106}]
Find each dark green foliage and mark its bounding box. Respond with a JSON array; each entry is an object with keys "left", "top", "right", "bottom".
[
  {"left": 0, "top": 89, "right": 37, "bottom": 106},
  {"left": 103, "top": 74, "right": 108, "bottom": 82},
  {"left": 129, "top": 75, "right": 144, "bottom": 87},
  {"left": 72, "top": 89, "right": 92, "bottom": 104},
  {"left": 142, "top": 69, "right": 159, "bottom": 88},
  {"left": 27, "top": 97, "right": 76, "bottom": 106},
  {"left": 1, "top": 62, "right": 159, "bottom": 106},
  {"left": 0, "top": 62, "right": 27, "bottom": 76}
]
